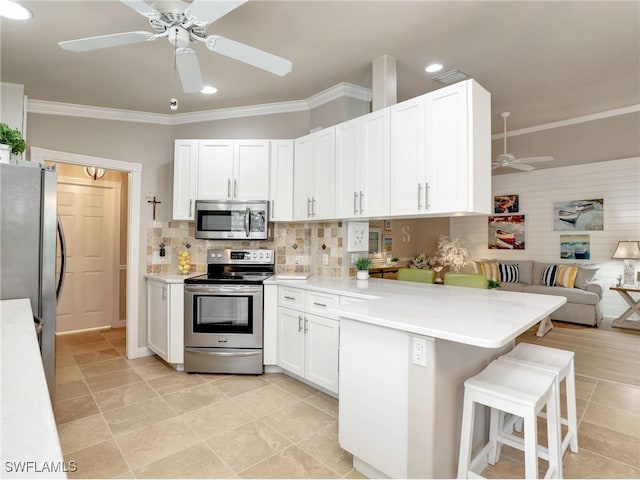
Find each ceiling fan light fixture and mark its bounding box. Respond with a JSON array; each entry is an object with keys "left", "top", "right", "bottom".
[
  {"left": 201, "top": 85, "right": 218, "bottom": 94},
  {"left": 425, "top": 63, "right": 443, "bottom": 73},
  {"left": 0, "top": 0, "right": 32, "bottom": 20}
]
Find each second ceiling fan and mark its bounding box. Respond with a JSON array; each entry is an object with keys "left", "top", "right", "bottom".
[
  {"left": 492, "top": 112, "right": 554, "bottom": 171},
  {"left": 58, "top": 0, "right": 292, "bottom": 94}
]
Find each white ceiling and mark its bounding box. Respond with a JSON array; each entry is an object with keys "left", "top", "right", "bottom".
[{"left": 1, "top": 1, "right": 639, "bottom": 135}]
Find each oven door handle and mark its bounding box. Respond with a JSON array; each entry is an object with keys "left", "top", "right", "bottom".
[
  {"left": 244, "top": 206, "right": 251, "bottom": 237},
  {"left": 185, "top": 285, "right": 262, "bottom": 295},
  {"left": 185, "top": 348, "right": 261, "bottom": 357}
]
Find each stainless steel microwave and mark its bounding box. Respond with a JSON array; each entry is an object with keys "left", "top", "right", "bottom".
[{"left": 195, "top": 200, "right": 271, "bottom": 240}]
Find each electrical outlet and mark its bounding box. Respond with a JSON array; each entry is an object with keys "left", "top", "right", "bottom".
[
  {"left": 152, "top": 251, "right": 161, "bottom": 262},
  {"left": 412, "top": 337, "right": 427, "bottom": 367},
  {"left": 295, "top": 255, "right": 303, "bottom": 265},
  {"left": 322, "top": 253, "right": 329, "bottom": 265}
]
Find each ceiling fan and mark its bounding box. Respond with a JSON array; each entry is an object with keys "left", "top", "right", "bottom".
[
  {"left": 58, "top": 0, "right": 292, "bottom": 94},
  {"left": 492, "top": 112, "right": 554, "bottom": 171}
]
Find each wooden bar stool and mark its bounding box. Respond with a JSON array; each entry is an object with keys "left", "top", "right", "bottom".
[
  {"left": 457, "top": 359, "right": 563, "bottom": 479},
  {"left": 499, "top": 342, "right": 578, "bottom": 456}
]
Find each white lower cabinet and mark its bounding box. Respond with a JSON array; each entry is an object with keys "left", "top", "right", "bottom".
[
  {"left": 276, "top": 286, "right": 340, "bottom": 395},
  {"left": 146, "top": 278, "right": 184, "bottom": 367}
]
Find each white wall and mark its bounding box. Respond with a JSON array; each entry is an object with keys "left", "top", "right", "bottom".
[{"left": 451, "top": 157, "right": 640, "bottom": 320}]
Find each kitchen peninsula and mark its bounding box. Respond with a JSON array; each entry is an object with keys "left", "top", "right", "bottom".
[{"left": 265, "top": 276, "right": 566, "bottom": 478}]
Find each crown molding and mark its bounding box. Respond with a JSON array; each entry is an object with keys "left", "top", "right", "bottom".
[
  {"left": 492, "top": 104, "right": 640, "bottom": 140},
  {"left": 26, "top": 82, "right": 373, "bottom": 126}
]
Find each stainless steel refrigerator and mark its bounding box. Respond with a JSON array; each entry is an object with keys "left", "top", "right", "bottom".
[{"left": 0, "top": 162, "right": 64, "bottom": 400}]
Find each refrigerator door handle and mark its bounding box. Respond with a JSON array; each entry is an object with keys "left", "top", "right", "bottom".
[{"left": 56, "top": 216, "right": 66, "bottom": 303}]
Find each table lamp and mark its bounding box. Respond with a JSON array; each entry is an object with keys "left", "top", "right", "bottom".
[{"left": 611, "top": 240, "right": 640, "bottom": 286}]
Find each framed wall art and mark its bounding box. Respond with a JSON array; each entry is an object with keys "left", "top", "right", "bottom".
[
  {"left": 488, "top": 215, "right": 525, "bottom": 250},
  {"left": 553, "top": 199, "right": 603, "bottom": 231},
  {"left": 494, "top": 194, "right": 519, "bottom": 214},
  {"left": 560, "top": 234, "right": 590, "bottom": 260}
]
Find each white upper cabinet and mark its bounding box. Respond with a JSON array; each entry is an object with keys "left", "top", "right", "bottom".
[
  {"left": 172, "top": 140, "right": 199, "bottom": 220},
  {"left": 336, "top": 109, "right": 390, "bottom": 218},
  {"left": 269, "top": 140, "right": 294, "bottom": 222},
  {"left": 389, "top": 79, "right": 491, "bottom": 217},
  {"left": 294, "top": 127, "right": 336, "bottom": 221},
  {"left": 197, "top": 140, "right": 270, "bottom": 201}
]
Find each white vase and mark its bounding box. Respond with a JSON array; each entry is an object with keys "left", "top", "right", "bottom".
[
  {"left": 356, "top": 270, "right": 369, "bottom": 280},
  {"left": 0, "top": 144, "right": 11, "bottom": 164}
]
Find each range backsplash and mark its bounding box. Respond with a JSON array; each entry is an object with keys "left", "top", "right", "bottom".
[{"left": 147, "top": 220, "right": 353, "bottom": 278}]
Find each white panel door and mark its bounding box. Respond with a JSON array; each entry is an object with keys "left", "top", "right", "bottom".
[
  {"left": 56, "top": 181, "right": 115, "bottom": 332},
  {"left": 277, "top": 307, "right": 305, "bottom": 377},
  {"left": 234, "top": 140, "right": 270, "bottom": 201},
  {"left": 361, "top": 108, "right": 390, "bottom": 217},
  {"left": 197, "top": 140, "right": 234, "bottom": 200},
  {"left": 172, "top": 140, "right": 198, "bottom": 220},
  {"left": 312, "top": 127, "right": 336, "bottom": 220},
  {"left": 335, "top": 118, "right": 361, "bottom": 218},
  {"left": 269, "top": 140, "right": 294, "bottom": 221},
  {"left": 293, "top": 134, "right": 313, "bottom": 220},
  {"left": 305, "top": 313, "right": 339, "bottom": 394},
  {"left": 390, "top": 96, "right": 427, "bottom": 216}
]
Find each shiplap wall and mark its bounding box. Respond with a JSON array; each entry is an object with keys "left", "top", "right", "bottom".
[{"left": 450, "top": 157, "right": 640, "bottom": 319}]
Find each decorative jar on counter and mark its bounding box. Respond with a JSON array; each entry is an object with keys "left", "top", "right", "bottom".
[{"left": 177, "top": 243, "right": 191, "bottom": 274}]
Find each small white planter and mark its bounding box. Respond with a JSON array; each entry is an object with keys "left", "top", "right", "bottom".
[
  {"left": 356, "top": 270, "right": 369, "bottom": 280},
  {"left": 0, "top": 144, "right": 11, "bottom": 164}
]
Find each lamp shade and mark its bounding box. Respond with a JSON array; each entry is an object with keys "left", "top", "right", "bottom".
[{"left": 611, "top": 241, "right": 640, "bottom": 259}]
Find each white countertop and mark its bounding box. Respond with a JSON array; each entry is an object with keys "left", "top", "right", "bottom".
[
  {"left": 265, "top": 276, "right": 566, "bottom": 348},
  {"left": 1, "top": 298, "right": 66, "bottom": 478},
  {"left": 143, "top": 272, "right": 200, "bottom": 283}
]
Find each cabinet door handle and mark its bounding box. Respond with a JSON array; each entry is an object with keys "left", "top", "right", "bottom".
[
  {"left": 189, "top": 199, "right": 193, "bottom": 217},
  {"left": 234, "top": 179, "right": 238, "bottom": 198},
  {"left": 313, "top": 302, "right": 327, "bottom": 307},
  {"left": 353, "top": 192, "right": 358, "bottom": 215},
  {"left": 227, "top": 179, "right": 231, "bottom": 198},
  {"left": 425, "top": 182, "right": 430, "bottom": 209},
  {"left": 298, "top": 315, "right": 303, "bottom": 332},
  {"left": 284, "top": 295, "right": 296, "bottom": 301},
  {"left": 271, "top": 200, "right": 275, "bottom": 218},
  {"left": 359, "top": 191, "right": 364, "bottom": 214},
  {"left": 304, "top": 317, "right": 308, "bottom": 334},
  {"left": 311, "top": 197, "right": 316, "bottom": 216},
  {"left": 417, "top": 183, "right": 423, "bottom": 210},
  {"left": 162, "top": 285, "right": 167, "bottom": 301},
  {"left": 307, "top": 197, "right": 311, "bottom": 217}
]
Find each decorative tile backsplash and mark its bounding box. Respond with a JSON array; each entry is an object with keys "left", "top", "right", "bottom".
[{"left": 147, "top": 220, "right": 350, "bottom": 277}]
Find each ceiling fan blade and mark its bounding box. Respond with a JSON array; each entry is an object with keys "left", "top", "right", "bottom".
[
  {"left": 175, "top": 48, "right": 205, "bottom": 93},
  {"left": 188, "top": 0, "right": 248, "bottom": 25},
  {"left": 119, "top": 0, "right": 157, "bottom": 16},
  {"left": 59, "top": 31, "right": 155, "bottom": 52},
  {"left": 510, "top": 163, "right": 535, "bottom": 171},
  {"left": 517, "top": 156, "right": 554, "bottom": 163},
  {"left": 206, "top": 35, "right": 292, "bottom": 76}
]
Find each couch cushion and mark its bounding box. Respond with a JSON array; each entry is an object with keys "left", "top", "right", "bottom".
[
  {"left": 556, "top": 264, "right": 578, "bottom": 288},
  {"left": 523, "top": 285, "right": 599, "bottom": 306},
  {"left": 499, "top": 263, "right": 519, "bottom": 283},
  {"left": 481, "top": 259, "right": 533, "bottom": 284},
  {"left": 575, "top": 267, "right": 599, "bottom": 289},
  {"left": 478, "top": 261, "right": 500, "bottom": 281},
  {"left": 541, "top": 265, "right": 558, "bottom": 286}
]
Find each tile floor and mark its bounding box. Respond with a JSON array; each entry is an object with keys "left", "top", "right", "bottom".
[{"left": 53, "top": 323, "right": 640, "bottom": 478}]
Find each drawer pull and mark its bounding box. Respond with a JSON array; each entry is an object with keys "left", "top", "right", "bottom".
[
  {"left": 298, "top": 315, "right": 303, "bottom": 332},
  {"left": 284, "top": 295, "right": 296, "bottom": 301},
  {"left": 313, "top": 302, "right": 327, "bottom": 307}
]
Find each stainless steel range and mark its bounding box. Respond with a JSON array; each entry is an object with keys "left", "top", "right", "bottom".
[{"left": 184, "top": 249, "right": 274, "bottom": 374}]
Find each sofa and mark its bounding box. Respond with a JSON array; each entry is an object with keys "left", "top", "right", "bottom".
[{"left": 473, "top": 259, "right": 604, "bottom": 327}]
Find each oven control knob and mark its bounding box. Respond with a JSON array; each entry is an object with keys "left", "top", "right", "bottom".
[
  {"left": 216, "top": 253, "right": 222, "bottom": 258},
  {"left": 259, "top": 252, "right": 263, "bottom": 258},
  {"left": 252, "top": 252, "right": 257, "bottom": 258}
]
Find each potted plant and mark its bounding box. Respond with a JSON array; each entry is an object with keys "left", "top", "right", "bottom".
[
  {"left": 354, "top": 256, "right": 372, "bottom": 280},
  {"left": 0, "top": 123, "right": 26, "bottom": 164}
]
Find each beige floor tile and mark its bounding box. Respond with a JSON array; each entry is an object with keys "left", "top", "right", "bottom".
[
  {"left": 58, "top": 331, "right": 106, "bottom": 345},
  {"left": 57, "top": 414, "right": 112, "bottom": 454},
  {"left": 582, "top": 401, "right": 640, "bottom": 438},
  {"left": 65, "top": 439, "right": 129, "bottom": 479},
  {"left": 73, "top": 348, "right": 122, "bottom": 365},
  {"left": 55, "top": 379, "right": 90, "bottom": 402},
  {"left": 574, "top": 374, "right": 597, "bottom": 400},
  {"left": 344, "top": 468, "right": 367, "bottom": 478},
  {"left": 103, "top": 397, "right": 176, "bottom": 436},
  {"left": 304, "top": 391, "right": 339, "bottom": 419},
  {"left": 148, "top": 372, "right": 206, "bottom": 395},
  {"left": 116, "top": 417, "right": 200, "bottom": 469},
  {"left": 214, "top": 375, "right": 269, "bottom": 397},
  {"left": 239, "top": 445, "right": 338, "bottom": 479},
  {"left": 207, "top": 420, "right": 291, "bottom": 473},
  {"left": 54, "top": 394, "right": 99, "bottom": 424},
  {"left": 56, "top": 354, "right": 78, "bottom": 368},
  {"left": 109, "top": 337, "right": 127, "bottom": 347},
  {"left": 113, "top": 470, "right": 134, "bottom": 479},
  {"left": 563, "top": 448, "right": 640, "bottom": 478},
  {"left": 132, "top": 362, "right": 176, "bottom": 380},
  {"left": 101, "top": 328, "right": 126, "bottom": 340},
  {"left": 235, "top": 383, "right": 298, "bottom": 418},
  {"left": 578, "top": 421, "right": 640, "bottom": 468},
  {"left": 261, "top": 372, "right": 288, "bottom": 384},
  {"left": 133, "top": 443, "right": 234, "bottom": 479},
  {"left": 297, "top": 422, "right": 353, "bottom": 476},
  {"left": 126, "top": 355, "right": 163, "bottom": 367},
  {"left": 481, "top": 455, "right": 528, "bottom": 479},
  {"left": 163, "top": 382, "right": 227, "bottom": 414},
  {"left": 276, "top": 376, "right": 318, "bottom": 399},
  {"left": 590, "top": 380, "right": 640, "bottom": 411},
  {"left": 85, "top": 369, "right": 144, "bottom": 393},
  {"left": 199, "top": 373, "right": 231, "bottom": 383},
  {"left": 181, "top": 398, "right": 257, "bottom": 440},
  {"left": 69, "top": 340, "right": 114, "bottom": 355},
  {"left": 56, "top": 365, "right": 84, "bottom": 384},
  {"left": 78, "top": 358, "right": 134, "bottom": 378},
  {"left": 93, "top": 381, "right": 159, "bottom": 412},
  {"left": 263, "top": 401, "right": 336, "bottom": 443}
]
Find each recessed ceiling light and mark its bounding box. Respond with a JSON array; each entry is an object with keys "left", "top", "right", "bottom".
[
  {"left": 425, "top": 63, "right": 444, "bottom": 74},
  {"left": 201, "top": 85, "right": 218, "bottom": 94},
  {"left": 0, "top": 0, "right": 33, "bottom": 20}
]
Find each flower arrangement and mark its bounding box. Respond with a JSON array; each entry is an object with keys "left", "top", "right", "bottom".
[
  {"left": 410, "top": 252, "right": 435, "bottom": 269},
  {"left": 434, "top": 235, "right": 469, "bottom": 272}
]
